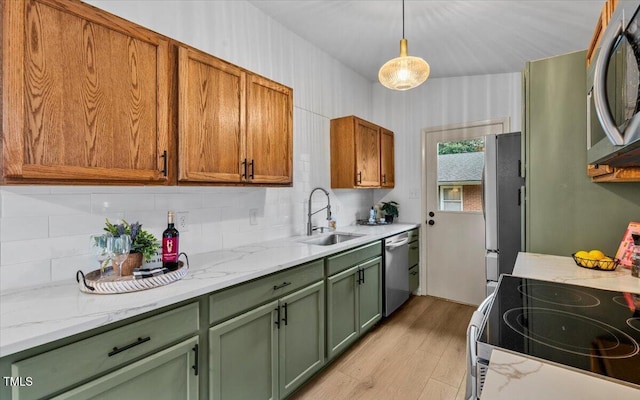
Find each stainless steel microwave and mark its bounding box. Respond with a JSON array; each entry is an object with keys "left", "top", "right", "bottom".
[{"left": 587, "top": 0, "right": 640, "bottom": 166}]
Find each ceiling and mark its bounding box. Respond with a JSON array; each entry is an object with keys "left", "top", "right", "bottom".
[{"left": 248, "top": 0, "right": 605, "bottom": 82}]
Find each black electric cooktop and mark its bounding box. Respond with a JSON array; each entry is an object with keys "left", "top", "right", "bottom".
[{"left": 478, "top": 275, "right": 640, "bottom": 387}]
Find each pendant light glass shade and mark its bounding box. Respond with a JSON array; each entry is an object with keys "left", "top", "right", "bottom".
[
  {"left": 378, "top": 39, "right": 430, "bottom": 90},
  {"left": 378, "top": 0, "right": 430, "bottom": 91}
]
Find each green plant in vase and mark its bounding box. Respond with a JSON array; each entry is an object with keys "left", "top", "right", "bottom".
[
  {"left": 380, "top": 201, "right": 399, "bottom": 223},
  {"left": 104, "top": 219, "right": 160, "bottom": 272}
]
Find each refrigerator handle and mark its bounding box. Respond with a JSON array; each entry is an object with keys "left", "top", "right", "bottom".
[
  {"left": 518, "top": 187, "right": 521, "bottom": 206},
  {"left": 481, "top": 166, "right": 486, "bottom": 221}
]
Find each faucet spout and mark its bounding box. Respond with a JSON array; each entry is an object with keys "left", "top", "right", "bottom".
[{"left": 307, "top": 187, "right": 332, "bottom": 236}]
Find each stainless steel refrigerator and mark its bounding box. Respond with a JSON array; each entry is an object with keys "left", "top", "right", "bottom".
[{"left": 483, "top": 132, "right": 524, "bottom": 296}]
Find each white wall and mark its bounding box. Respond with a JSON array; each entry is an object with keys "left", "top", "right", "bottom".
[
  {"left": 0, "top": 0, "right": 375, "bottom": 291},
  {"left": 371, "top": 72, "right": 522, "bottom": 224}
]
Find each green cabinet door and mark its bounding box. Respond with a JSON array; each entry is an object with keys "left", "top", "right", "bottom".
[
  {"left": 278, "top": 281, "right": 325, "bottom": 398},
  {"left": 409, "top": 264, "right": 419, "bottom": 293},
  {"left": 326, "top": 265, "right": 359, "bottom": 360},
  {"left": 358, "top": 257, "right": 382, "bottom": 333},
  {"left": 209, "top": 300, "right": 279, "bottom": 400},
  {"left": 53, "top": 336, "right": 199, "bottom": 400}
]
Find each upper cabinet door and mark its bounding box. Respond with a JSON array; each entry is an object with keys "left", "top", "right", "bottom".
[
  {"left": 178, "top": 47, "right": 246, "bottom": 183},
  {"left": 354, "top": 119, "right": 380, "bottom": 187},
  {"left": 380, "top": 128, "right": 395, "bottom": 188},
  {"left": 246, "top": 74, "right": 293, "bottom": 184},
  {"left": 2, "top": 0, "right": 170, "bottom": 184}
]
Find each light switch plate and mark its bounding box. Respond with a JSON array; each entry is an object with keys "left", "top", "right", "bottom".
[{"left": 177, "top": 211, "right": 189, "bottom": 232}]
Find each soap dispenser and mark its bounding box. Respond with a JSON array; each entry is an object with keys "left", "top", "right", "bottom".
[{"left": 368, "top": 207, "right": 376, "bottom": 224}]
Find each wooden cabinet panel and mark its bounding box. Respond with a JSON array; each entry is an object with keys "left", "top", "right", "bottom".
[
  {"left": 278, "top": 281, "right": 325, "bottom": 398},
  {"left": 355, "top": 119, "right": 381, "bottom": 187},
  {"left": 380, "top": 128, "right": 395, "bottom": 188},
  {"left": 178, "top": 47, "right": 245, "bottom": 183},
  {"left": 330, "top": 115, "right": 393, "bottom": 188},
  {"left": 209, "top": 300, "right": 279, "bottom": 400},
  {"left": 246, "top": 74, "right": 293, "bottom": 184},
  {"left": 178, "top": 48, "right": 292, "bottom": 186},
  {"left": 53, "top": 337, "right": 199, "bottom": 400},
  {"left": 3, "top": 0, "right": 170, "bottom": 184}
]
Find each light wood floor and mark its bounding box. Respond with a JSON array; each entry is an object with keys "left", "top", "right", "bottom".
[{"left": 292, "top": 295, "right": 475, "bottom": 400}]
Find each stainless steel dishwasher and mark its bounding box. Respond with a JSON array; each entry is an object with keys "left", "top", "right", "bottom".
[{"left": 383, "top": 232, "right": 410, "bottom": 317}]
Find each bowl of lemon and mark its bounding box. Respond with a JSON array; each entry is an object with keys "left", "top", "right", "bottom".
[{"left": 572, "top": 249, "right": 619, "bottom": 271}]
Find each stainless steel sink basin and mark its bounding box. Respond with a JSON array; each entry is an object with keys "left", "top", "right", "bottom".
[{"left": 301, "top": 233, "right": 364, "bottom": 246}]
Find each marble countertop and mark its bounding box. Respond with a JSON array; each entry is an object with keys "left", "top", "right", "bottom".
[
  {"left": 0, "top": 223, "right": 418, "bottom": 358},
  {"left": 480, "top": 252, "right": 640, "bottom": 399}
]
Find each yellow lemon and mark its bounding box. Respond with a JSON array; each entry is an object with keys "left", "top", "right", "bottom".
[
  {"left": 575, "top": 250, "right": 589, "bottom": 259},
  {"left": 588, "top": 250, "right": 605, "bottom": 260}
]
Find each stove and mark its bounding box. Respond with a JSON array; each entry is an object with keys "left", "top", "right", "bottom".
[{"left": 477, "top": 275, "right": 640, "bottom": 388}]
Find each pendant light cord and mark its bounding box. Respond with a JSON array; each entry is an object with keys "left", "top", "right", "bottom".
[{"left": 402, "top": 0, "right": 405, "bottom": 39}]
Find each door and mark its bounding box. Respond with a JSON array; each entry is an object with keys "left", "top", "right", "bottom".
[
  {"left": 380, "top": 128, "right": 395, "bottom": 188},
  {"left": 178, "top": 47, "right": 245, "bottom": 183},
  {"left": 3, "top": 0, "right": 170, "bottom": 184},
  {"left": 246, "top": 74, "right": 293, "bottom": 184},
  {"left": 55, "top": 337, "right": 199, "bottom": 400},
  {"left": 354, "top": 118, "right": 381, "bottom": 187},
  {"left": 278, "top": 281, "right": 325, "bottom": 398},
  {"left": 422, "top": 119, "right": 509, "bottom": 306},
  {"left": 358, "top": 257, "right": 382, "bottom": 332},
  {"left": 209, "top": 301, "right": 278, "bottom": 400},
  {"left": 326, "top": 266, "right": 359, "bottom": 360}
]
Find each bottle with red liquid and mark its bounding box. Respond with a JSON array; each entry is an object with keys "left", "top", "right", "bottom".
[{"left": 162, "top": 211, "right": 180, "bottom": 271}]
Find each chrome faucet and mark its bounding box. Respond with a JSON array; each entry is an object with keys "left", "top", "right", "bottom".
[{"left": 307, "top": 187, "right": 332, "bottom": 236}]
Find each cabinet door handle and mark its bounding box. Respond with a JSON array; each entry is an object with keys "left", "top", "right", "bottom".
[
  {"left": 362, "top": 268, "right": 365, "bottom": 284},
  {"left": 160, "top": 150, "right": 168, "bottom": 177},
  {"left": 357, "top": 171, "right": 362, "bottom": 184},
  {"left": 275, "top": 306, "right": 281, "bottom": 329},
  {"left": 108, "top": 336, "right": 150, "bottom": 357},
  {"left": 273, "top": 281, "right": 291, "bottom": 290},
  {"left": 241, "top": 159, "right": 247, "bottom": 179},
  {"left": 282, "top": 303, "right": 288, "bottom": 326},
  {"left": 192, "top": 344, "right": 199, "bottom": 376},
  {"left": 249, "top": 160, "right": 255, "bottom": 179},
  {"left": 382, "top": 174, "right": 386, "bottom": 184}
]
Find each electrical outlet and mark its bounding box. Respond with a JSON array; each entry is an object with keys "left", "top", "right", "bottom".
[
  {"left": 177, "top": 211, "right": 189, "bottom": 232},
  {"left": 249, "top": 209, "right": 258, "bottom": 225}
]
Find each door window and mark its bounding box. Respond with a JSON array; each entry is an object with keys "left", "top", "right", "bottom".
[{"left": 436, "top": 138, "right": 485, "bottom": 212}]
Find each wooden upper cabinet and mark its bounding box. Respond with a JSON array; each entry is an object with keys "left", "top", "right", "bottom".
[
  {"left": 380, "top": 128, "right": 395, "bottom": 188},
  {"left": 2, "top": 0, "right": 170, "bottom": 184},
  {"left": 246, "top": 74, "right": 293, "bottom": 184},
  {"left": 178, "top": 47, "right": 245, "bottom": 183},
  {"left": 178, "top": 47, "right": 292, "bottom": 185},
  {"left": 331, "top": 116, "right": 393, "bottom": 189}
]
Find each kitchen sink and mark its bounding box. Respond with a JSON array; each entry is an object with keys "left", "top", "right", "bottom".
[{"left": 301, "top": 232, "right": 364, "bottom": 246}]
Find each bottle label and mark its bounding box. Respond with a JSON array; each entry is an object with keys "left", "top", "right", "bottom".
[{"left": 162, "top": 237, "right": 179, "bottom": 262}]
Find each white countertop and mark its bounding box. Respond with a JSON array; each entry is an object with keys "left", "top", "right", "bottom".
[
  {"left": 480, "top": 252, "right": 640, "bottom": 399},
  {"left": 0, "top": 223, "right": 418, "bottom": 358}
]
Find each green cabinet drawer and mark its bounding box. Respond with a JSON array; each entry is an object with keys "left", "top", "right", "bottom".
[
  {"left": 11, "top": 302, "right": 199, "bottom": 400},
  {"left": 326, "top": 241, "right": 382, "bottom": 276},
  {"left": 209, "top": 259, "right": 324, "bottom": 325},
  {"left": 409, "top": 265, "right": 419, "bottom": 293},
  {"left": 408, "top": 228, "right": 419, "bottom": 242},
  {"left": 408, "top": 240, "right": 419, "bottom": 267}
]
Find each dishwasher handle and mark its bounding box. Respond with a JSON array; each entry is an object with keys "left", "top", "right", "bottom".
[{"left": 385, "top": 238, "right": 409, "bottom": 249}]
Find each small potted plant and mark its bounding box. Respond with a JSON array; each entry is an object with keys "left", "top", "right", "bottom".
[
  {"left": 380, "top": 201, "right": 399, "bottom": 223},
  {"left": 104, "top": 219, "right": 160, "bottom": 275}
]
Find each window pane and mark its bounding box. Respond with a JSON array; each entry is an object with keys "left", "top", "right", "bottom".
[{"left": 436, "top": 137, "right": 485, "bottom": 212}]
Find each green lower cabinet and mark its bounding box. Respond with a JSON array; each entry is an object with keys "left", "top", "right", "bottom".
[
  {"left": 54, "top": 336, "right": 200, "bottom": 400},
  {"left": 358, "top": 257, "right": 382, "bottom": 332},
  {"left": 409, "top": 264, "right": 419, "bottom": 293},
  {"left": 326, "top": 265, "right": 360, "bottom": 360},
  {"left": 326, "top": 256, "right": 382, "bottom": 361},
  {"left": 278, "top": 281, "right": 325, "bottom": 398},
  {"left": 209, "top": 300, "right": 279, "bottom": 400},
  {"left": 209, "top": 282, "right": 325, "bottom": 400}
]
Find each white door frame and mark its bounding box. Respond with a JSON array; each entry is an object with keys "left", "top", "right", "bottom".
[{"left": 419, "top": 117, "right": 510, "bottom": 297}]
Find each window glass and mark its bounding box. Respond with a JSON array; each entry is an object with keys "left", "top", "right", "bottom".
[{"left": 436, "top": 138, "right": 485, "bottom": 212}]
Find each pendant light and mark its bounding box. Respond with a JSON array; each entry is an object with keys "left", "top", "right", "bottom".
[{"left": 378, "top": 0, "right": 430, "bottom": 90}]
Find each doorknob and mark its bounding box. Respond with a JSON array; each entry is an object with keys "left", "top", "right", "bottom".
[
  {"left": 428, "top": 220, "right": 435, "bottom": 226},
  {"left": 428, "top": 211, "right": 435, "bottom": 217}
]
